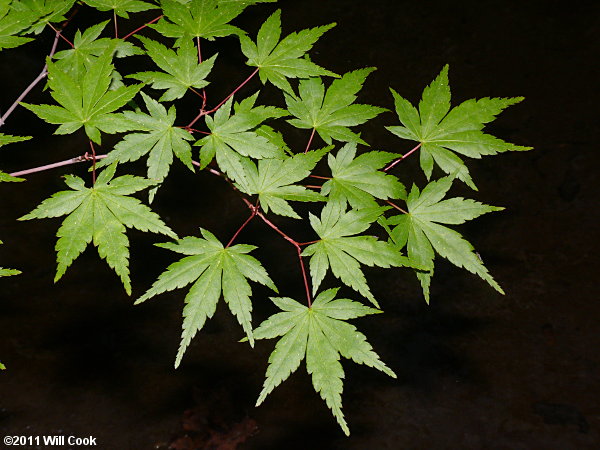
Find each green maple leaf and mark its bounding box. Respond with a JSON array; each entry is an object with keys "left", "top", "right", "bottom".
[
  {"left": 253, "top": 288, "right": 396, "bottom": 436},
  {"left": 128, "top": 36, "right": 217, "bottom": 101},
  {"left": 0, "top": 240, "right": 20, "bottom": 277},
  {"left": 286, "top": 68, "right": 386, "bottom": 145},
  {"left": 235, "top": 147, "right": 329, "bottom": 219},
  {"left": 0, "top": 0, "right": 37, "bottom": 49},
  {"left": 135, "top": 228, "right": 277, "bottom": 367},
  {"left": 387, "top": 65, "right": 532, "bottom": 189},
  {"left": 97, "top": 92, "right": 195, "bottom": 202},
  {"left": 15, "top": 0, "right": 75, "bottom": 34},
  {"left": 152, "top": 0, "right": 271, "bottom": 42},
  {"left": 321, "top": 142, "right": 406, "bottom": 209},
  {"left": 381, "top": 176, "right": 504, "bottom": 302},
  {"left": 53, "top": 21, "right": 143, "bottom": 80},
  {"left": 22, "top": 44, "right": 142, "bottom": 144},
  {"left": 194, "top": 94, "right": 287, "bottom": 184},
  {"left": 19, "top": 163, "right": 177, "bottom": 294},
  {"left": 84, "top": 0, "right": 157, "bottom": 18},
  {"left": 238, "top": 9, "right": 336, "bottom": 95},
  {"left": 302, "top": 203, "right": 413, "bottom": 307},
  {"left": 0, "top": 362, "right": 5, "bottom": 370}
]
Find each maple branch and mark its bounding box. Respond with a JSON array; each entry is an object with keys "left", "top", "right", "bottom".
[
  {"left": 386, "top": 200, "right": 408, "bottom": 214},
  {"left": 304, "top": 128, "right": 316, "bottom": 153},
  {"left": 122, "top": 15, "right": 163, "bottom": 41},
  {"left": 88, "top": 141, "right": 97, "bottom": 184},
  {"left": 9, "top": 154, "right": 107, "bottom": 177},
  {"left": 383, "top": 142, "right": 422, "bottom": 172},
  {"left": 0, "top": 30, "right": 63, "bottom": 128}
]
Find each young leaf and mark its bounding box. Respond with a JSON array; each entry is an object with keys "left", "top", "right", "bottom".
[
  {"left": 128, "top": 37, "right": 217, "bottom": 101},
  {"left": 84, "top": 0, "right": 157, "bottom": 18},
  {"left": 387, "top": 65, "right": 532, "bottom": 188},
  {"left": 302, "top": 203, "right": 414, "bottom": 307},
  {"left": 19, "top": 165, "right": 176, "bottom": 294},
  {"left": 97, "top": 92, "right": 195, "bottom": 202},
  {"left": 254, "top": 289, "right": 395, "bottom": 435},
  {"left": 194, "top": 95, "right": 287, "bottom": 184},
  {"left": 321, "top": 142, "right": 406, "bottom": 209},
  {"left": 136, "top": 228, "right": 277, "bottom": 367},
  {"left": 381, "top": 176, "right": 504, "bottom": 302},
  {"left": 22, "top": 45, "right": 142, "bottom": 144},
  {"left": 235, "top": 147, "right": 329, "bottom": 219},
  {"left": 238, "top": 9, "right": 336, "bottom": 94},
  {"left": 286, "top": 69, "right": 386, "bottom": 145},
  {"left": 152, "top": 0, "right": 271, "bottom": 42},
  {"left": 53, "top": 21, "right": 144, "bottom": 80}
]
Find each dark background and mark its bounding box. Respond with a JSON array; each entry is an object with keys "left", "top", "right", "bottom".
[{"left": 1, "top": 0, "right": 598, "bottom": 448}]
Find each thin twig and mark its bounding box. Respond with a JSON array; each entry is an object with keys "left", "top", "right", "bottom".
[
  {"left": 113, "top": 10, "right": 119, "bottom": 38},
  {"left": 383, "top": 143, "right": 422, "bottom": 172},
  {"left": 88, "top": 141, "right": 97, "bottom": 184},
  {"left": 225, "top": 200, "right": 259, "bottom": 248},
  {"left": 47, "top": 23, "right": 74, "bottom": 47},
  {"left": 122, "top": 15, "right": 163, "bottom": 41},
  {"left": 304, "top": 128, "right": 316, "bottom": 153},
  {"left": 9, "top": 154, "right": 107, "bottom": 177}
]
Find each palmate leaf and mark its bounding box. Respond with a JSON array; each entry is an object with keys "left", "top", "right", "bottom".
[
  {"left": 0, "top": 0, "right": 36, "bottom": 50},
  {"left": 152, "top": 0, "right": 272, "bottom": 43},
  {"left": 239, "top": 9, "right": 336, "bottom": 95},
  {"left": 381, "top": 176, "right": 504, "bottom": 302},
  {"left": 321, "top": 142, "right": 406, "bottom": 209},
  {"left": 194, "top": 94, "right": 287, "bottom": 184},
  {"left": 84, "top": 0, "right": 157, "bottom": 18},
  {"left": 286, "top": 68, "right": 386, "bottom": 145},
  {"left": 22, "top": 44, "right": 142, "bottom": 144},
  {"left": 254, "top": 289, "right": 396, "bottom": 435},
  {"left": 98, "top": 92, "right": 195, "bottom": 202},
  {"left": 53, "top": 21, "right": 143, "bottom": 80},
  {"left": 302, "top": 203, "right": 413, "bottom": 307},
  {"left": 19, "top": 164, "right": 176, "bottom": 294},
  {"left": 128, "top": 36, "right": 217, "bottom": 101},
  {"left": 235, "top": 147, "right": 329, "bottom": 219},
  {"left": 135, "top": 228, "right": 277, "bottom": 367},
  {"left": 387, "top": 65, "right": 532, "bottom": 189}
]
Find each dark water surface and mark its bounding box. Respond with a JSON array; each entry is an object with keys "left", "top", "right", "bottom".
[{"left": 1, "top": 0, "right": 598, "bottom": 448}]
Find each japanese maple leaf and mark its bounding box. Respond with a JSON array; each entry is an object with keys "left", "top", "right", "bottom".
[
  {"left": 98, "top": 92, "right": 195, "bottom": 202},
  {"left": 152, "top": 0, "right": 273, "bottom": 42},
  {"left": 235, "top": 147, "right": 328, "bottom": 219},
  {"left": 19, "top": 164, "right": 177, "bottom": 294},
  {"left": 135, "top": 228, "right": 277, "bottom": 367},
  {"left": 15, "top": 0, "right": 75, "bottom": 34},
  {"left": 302, "top": 203, "right": 413, "bottom": 307},
  {"left": 22, "top": 44, "right": 142, "bottom": 144},
  {"left": 380, "top": 176, "right": 504, "bottom": 302},
  {"left": 194, "top": 95, "right": 287, "bottom": 184},
  {"left": 238, "top": 9, "right": 336, "bottom": 95},
  {"left": 321, "top": 142, "right": 406, "bottom": 209},
  {"left": 387, "top": 65, "right": 532, "bottom": 189},
  {"left": 253, "top": 288, "right": 396, "bottom": 435},
  {"left": 84, "top": 0, "right": 157, "bottom": 18},
  {"left": 128, "top": 36, "right": 216, "bottom": 101},
  {"left": 53, "top": 21, "right": 143, "bottom": 80},
  {"left": 0, "top": 0, "right": 36, "bottom": 50},
  {"left": 285, "top": 68, "right": 386, "bottom": 145}
]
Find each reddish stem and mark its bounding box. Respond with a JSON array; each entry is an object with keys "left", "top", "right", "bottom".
[
  {"left": 303, "top": 184, "right": 322, "bottom": 189},
  {"left": 386, "top": 200, "right": 409, "bottom": 214},
  {"left": 383, "top": 143, "right": 422, "bottom": 172},
  {"left": 309, "top": 174, "right": 331, "bottom": 180},
  {"left": 187, "top": 68, "right": 259, "bottom": 128},
  {"left": 88, "top": 141, "right": 97, "bottom": 184},
  {"left": 113, "top": 10, "right": 118, "bottom": 38},
  {"left": 239, "top": 197, "right": 312, "bottom": 307},
  {"left": 304, "top": 128, "right": 316, "bottom": 153},
  {"left": 47, "top": 23, "right": 74, "bottom": 47},
  {"left": 226, "top": 202, "right": 258, "bottom": 248},
  {"left": 122, "top": 15, "right": 163, "bottom": 41}
]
